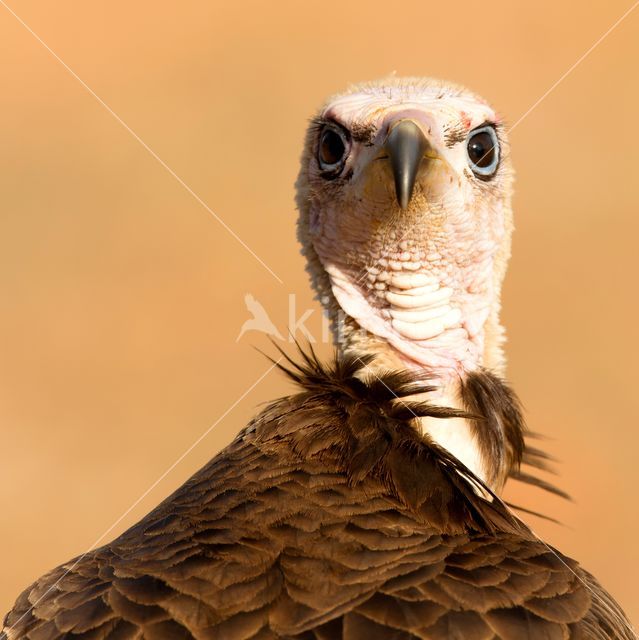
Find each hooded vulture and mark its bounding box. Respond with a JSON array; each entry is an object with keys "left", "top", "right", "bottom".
[{"left": 1, "top": 77, "right": 635, "bottom": 640}]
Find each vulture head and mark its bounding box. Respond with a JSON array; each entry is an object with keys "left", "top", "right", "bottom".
[{"left": 297, "top": 77, "right": 516, "bottom": 488}]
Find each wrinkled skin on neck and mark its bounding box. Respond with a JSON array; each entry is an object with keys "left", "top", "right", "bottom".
[
  {"left": 312, "top": 188, "right": 507, "bottom": 382},
  {"left": 298, "top": 79, "right": 513, "bottom": 383},
  {"left": 296, "top": 78, "right": 514, "bottom": 486}
]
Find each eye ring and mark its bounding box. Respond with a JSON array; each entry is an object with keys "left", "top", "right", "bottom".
[
  {"left": 317, "top": 123, "right": 351, "bottom": 176},
  {"left": 466, "top": 125, "right": 500, "bottom": 179}
]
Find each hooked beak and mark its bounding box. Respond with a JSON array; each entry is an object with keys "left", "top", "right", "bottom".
[{"left": 385, "top": 120, "right": 429, "bottom": 209}]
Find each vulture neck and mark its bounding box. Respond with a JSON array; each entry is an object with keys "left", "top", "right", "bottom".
[
  {"left": 337, "top": 309, "right": 502, "bottom": 489},
  {"left": 301, "top": 233, "right": 514, "bottom": 491}
]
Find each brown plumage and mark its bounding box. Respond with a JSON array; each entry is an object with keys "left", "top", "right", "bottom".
[
  {"left": 2, "top": 350, "right": 634, "bottom": 639},
  {"left": 3, "top": 76, "right": 635, "bottom": 639}
]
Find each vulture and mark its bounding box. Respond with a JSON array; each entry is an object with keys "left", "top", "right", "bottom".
[{"left": 2, "top": 77, "right": 635, "bottom": 639}]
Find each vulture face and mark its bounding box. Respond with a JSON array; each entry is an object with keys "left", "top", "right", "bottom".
[{"left": 297, "top": 78, "right": 514, "bottom": 388}]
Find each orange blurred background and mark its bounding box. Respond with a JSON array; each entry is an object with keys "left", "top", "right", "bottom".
[{"left": 1, "top": 0, "right": 637, "bottom": 624}]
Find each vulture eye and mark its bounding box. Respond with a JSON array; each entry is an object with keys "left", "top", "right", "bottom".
[
  {"left": 318, "top": 124, "right": 350, "bottom": 175},
  {"left": 466, "top": 125, "right": 500, "bottom": 178}
]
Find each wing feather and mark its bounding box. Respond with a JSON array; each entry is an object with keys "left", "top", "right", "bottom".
[{"left": 2, "top": 353, "right": 634, "bottom": 640}]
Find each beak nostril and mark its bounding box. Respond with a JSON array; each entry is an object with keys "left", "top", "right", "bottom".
[{"left": 385, "top": 120, "right": 429, "bottom": 209}]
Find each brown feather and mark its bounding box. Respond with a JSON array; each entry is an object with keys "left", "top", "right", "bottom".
[{"left": 1, "top": 351, "right": 634, "bottom": 640}]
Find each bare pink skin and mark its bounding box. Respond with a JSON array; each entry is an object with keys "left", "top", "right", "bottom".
[
  {"left": 303, "top": 80, "right": 513, "bottom": 385},
  {"left": 297, "top": 79, "right": 514, "bottom": 484}
]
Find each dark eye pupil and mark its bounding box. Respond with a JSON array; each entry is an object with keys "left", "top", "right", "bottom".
[
  {"left": 320, "top": 129, "right": 345, "bottom": 166},
  {"left": 468, "top": 132, "right": 495, "bottom": 168}
]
